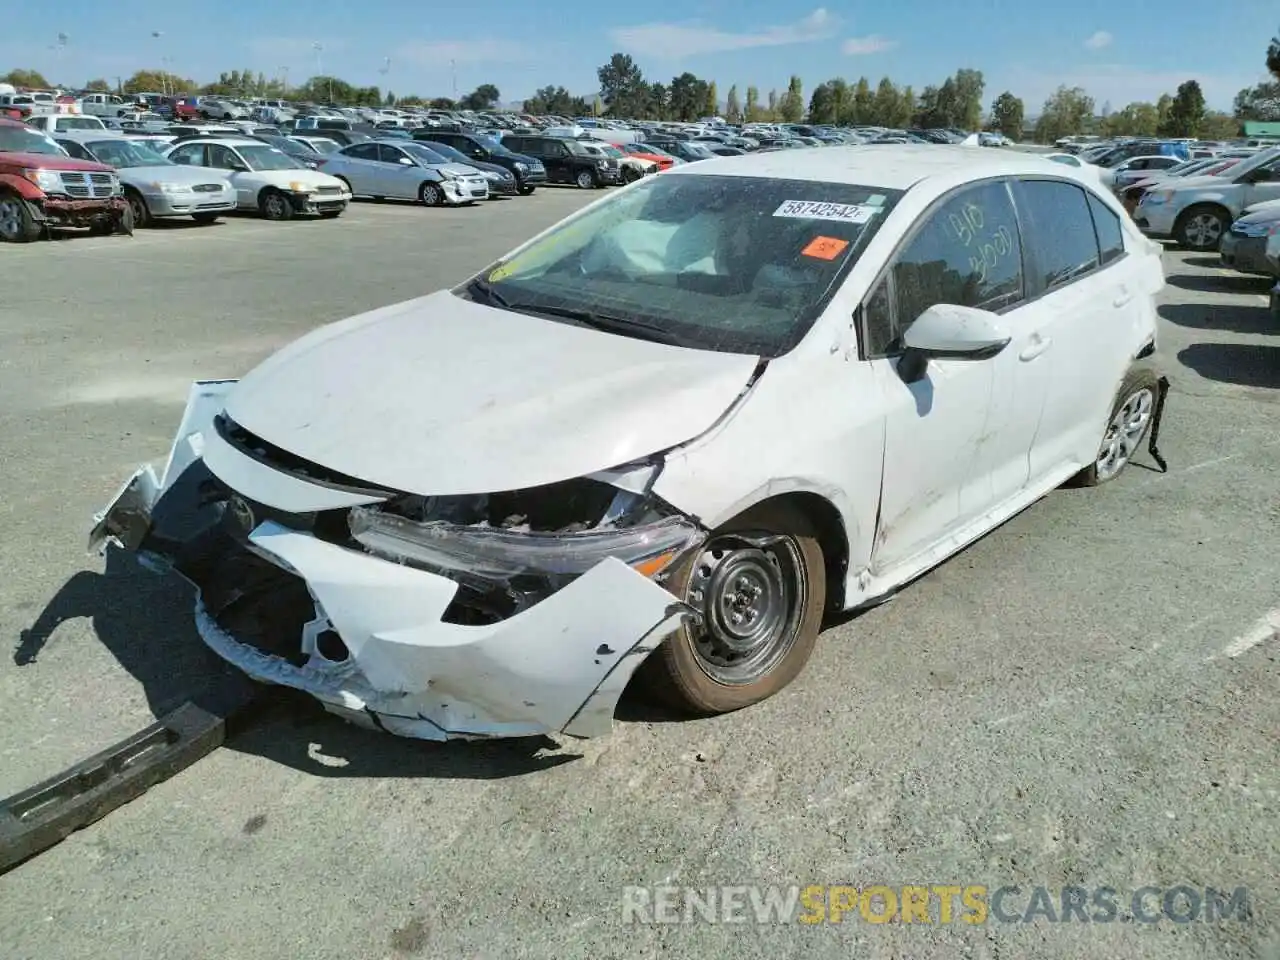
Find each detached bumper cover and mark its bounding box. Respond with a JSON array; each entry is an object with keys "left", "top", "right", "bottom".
[
  {"left": 38, "top": 195, "right": 128, "bottom": 226},
  {"left": 90, "top": 381, "right": 693, "bottom": 742}
]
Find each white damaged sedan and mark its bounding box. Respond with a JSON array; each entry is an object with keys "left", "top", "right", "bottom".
[{"left": 91, "top": 146, "right": 1167, "bottom": 741}]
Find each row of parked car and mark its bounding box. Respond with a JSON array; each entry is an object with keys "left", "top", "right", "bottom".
[{"left": 0, "top": 113, "right": 701, "bottom": 241}]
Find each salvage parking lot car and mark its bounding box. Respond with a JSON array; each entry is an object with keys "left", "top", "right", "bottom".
[
  {"left": 53, "top": 131, "right": 237, "bottom": 226},
  {"left": 1219, "top": 200, "right": 1280, "bottom": 277},
  {"left": 91, "top": 147, "right": 1165, "bottom": 742},
  {"left": 164, "top": 136, "right": 350, "bottom": 219},
  {"left": 319, "top": 139, "right": 489, "bottom": 206},
  {"left": 0, "top": 118, "right": 130, "bottom": 242}
]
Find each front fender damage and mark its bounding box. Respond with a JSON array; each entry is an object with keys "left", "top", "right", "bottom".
[{"left": 89, "top": 380, "right": 700, "bottom": 742}]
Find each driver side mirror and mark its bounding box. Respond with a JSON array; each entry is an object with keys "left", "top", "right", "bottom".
[
  {"left": 897, "top": 303, "right": 1011, "bottom": 383},
  {"left": 1246, "top": 167, "right": 1275, "bottom": 183},
  {"left": 398, "top": 157, "right": 414, "bottom": 165},
  {"left": 227, "top": 161, "right": 248, "bottom": 172}
]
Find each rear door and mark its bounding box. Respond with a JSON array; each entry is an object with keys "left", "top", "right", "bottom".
[{"left": 1012, "top": 179, "right": 1138, "bottom": 482}]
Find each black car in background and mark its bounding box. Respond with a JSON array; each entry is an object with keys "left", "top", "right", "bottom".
[
  {"left": 416, "top": 139, "right": 519, "bottom": 196},
  {"left": 415, "top": 131, "right": 546, "bottom": 194},
  {"left": 500, "top": 134, "right": 621, "bottom": 188}
]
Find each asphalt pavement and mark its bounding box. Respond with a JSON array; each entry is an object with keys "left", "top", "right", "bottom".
[{"left": 0, "top": 187, "right": 1277, "bottom": 960}]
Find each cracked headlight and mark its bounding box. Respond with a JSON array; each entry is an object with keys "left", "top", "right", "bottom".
[
  {"left": 287, "top": 181, "right": 314, "bottom": 193},
  {"left": 349, "top": 507, "right": 702, "bottom": 580}
]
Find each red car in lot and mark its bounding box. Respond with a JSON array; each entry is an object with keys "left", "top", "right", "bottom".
[{"left": 0, "top": 118, "right": 131, "bottom": 242}]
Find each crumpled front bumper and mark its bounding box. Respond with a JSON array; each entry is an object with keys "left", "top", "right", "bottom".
[
  {"left": 38, "top": 195, "right": 129, "bottom": 228},
  {"left": 89, "top": 381, "right": 694, "bottom": 742}
]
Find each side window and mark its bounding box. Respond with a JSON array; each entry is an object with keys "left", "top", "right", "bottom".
[
  {"left": 206, "top": 144, "right": 239, "bottom": 169},
  {"left": 1087, "top": 193, "right": 1126, "bottom": 265},
  {"left": 547, "top": 141, "right": 569, "bottom": 157},
  {"left": 863, "top": 278, "right": 896, "bottom": 357},
  {"left": 169, "top": 144, "right": 204, "bottom": 165},
  {"left": 1013, "top": 180, "right": 1101, "bottom": 292},
  {"left": 890, "top": 180, "right": 1025, "bottom": 331},
  {"left": 345, "top": 143, "right": 379, "bottom": 160},
  {"left": 376, "top": 144, "right": 406, "bottom": 164}
]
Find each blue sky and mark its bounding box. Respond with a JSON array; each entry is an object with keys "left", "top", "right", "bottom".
[{"left": 3, "top": 0, "right": 1275, "bottom": 112}]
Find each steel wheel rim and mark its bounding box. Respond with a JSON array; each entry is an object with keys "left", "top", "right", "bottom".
[
  {"left": 423, "top": 185, "right": 441, "bottom": 205},
  {"left": 684, "top": 532, "right": 807, "bottom": 685},
  {"left": 1186, "top": 213, "right": 1222, "bottom": 247},
  {"left": 1095, "top": 387, "right": 1154, "bottom": 480},
  {"left": 265, "top": 194, "right": 287, "bottom": 218},
  {"left": 0, "top": 198, "right": 21, "bottom": 239}
]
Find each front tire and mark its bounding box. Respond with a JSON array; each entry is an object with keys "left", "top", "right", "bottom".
[
  {"left": 260, "top": 189, "right": 294, "bottom": 221},
  {"left": 0, "top": 190, "right": 41, "bottom": 243},
  {"left": 419, "top": 181, "right": 445, "bottom": 206},
  {"left": 622, "top": 166, "right": 642, "bottom": 183},
  {"left": 124, "top": 188, "right": 151, "bottom": 228},
  {"left": 1174, "top": 204, "right": 1229, "bottom": 251},
  {"left": 575, "top": 169, "right": 598, "bottom": 189},
  {"left": 1072, "top": 366, "right": 1160, "bottom": 486},
  {"left": 192, "top": 212, "right": 219, "bottom": 224},
  {"left": 518, "top": 183, "right": 536, "bottom": 196},
  {"left": 647, "top": 502, "right": 826, "bottom": 715}
]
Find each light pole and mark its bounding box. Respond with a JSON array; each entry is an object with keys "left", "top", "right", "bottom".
[
  {"left": 280, "top": 66, "right": 289, "bottom": 97},
  {"left": 451, "top": 59, "right": 457, "bottom": 100},
  {"left": 150, "top": 31, "right": 164, "bottom": 97},
  {"left": 379, "top": 57, "right": 390, "bottom": 104}
]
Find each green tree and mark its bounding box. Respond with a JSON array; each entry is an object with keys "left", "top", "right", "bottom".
[
  {"left": 894, "top": 85, "right": 915, "bottom": 128},
  {"left": 725, "top": 84, "right": 741, "bottom": 122},
  {"left": 1155, "top": 93, "right": 1174, "bottom": 129},
  {"left": 646, "top": 82, "right": 669, "bottom": 119},
  {"left": 779, "top": 75, "right": 804, "bottom": 122},
  {"left": 459, "top": 83, "right": 500, "bottom": 110},
  {"left": 808, "top": 82, "right": 836, "bottom": 124},
  {"left": 1268, "top": 26, "right": 1280, "bottom": 79},
  {"left": 597, "top": 53, "right": 648, "bottom": 117},
  {"left": 766, "top": 89, "right": 779, "bottom": 119},
  {"left": 829, "top": 78, "right": 850, "bottom": 124},
  {"left": 952, "top": 68, "right": 985, "bottom": 130},
  {"left": 523, "top": 85, "right": 590, "bottom": 116},
  {"left": 123, "top": 69, "right": 197, "bottom": 95},
  {"left": 669, "top": 72, "right": 708, "bottom": 121},
  {"left": 869, "top": 76, "right": 900, "bottom": 126},
  {"left": 0, "top": 68, "right": 50, "bottom": 88},
  {"left": 745, "top": 85, "right": 760, "bottom": 121},
  {"left": 852, "top": 77, "right": 873, "bottom": 124},
  {"left": 705, "top": 80, "right": 718, "bottom": 117},
  {"left": 429, "top": 97, "right": 457, "bottom": 109},
  {"left": 1105, "top": 101, "right": 1159, "bottom": 137},
  {"left": 1233, "top": 81, "right": 1280, "bottom": 121},
  {"left": 1159, "top": 79, "right": 1205, "bottom": 137},
  {"left": 1200, "top": 112, "right": 1241, "bottom": 139},
  {"left": 1033, "top": 85, "right": 1095, "bottom": 142},
  {"left": 989, "top": 91, "right": 1024, "bottom": 139},
  {"left": 84, "top": 77, "right": 111, "bottom": 93}
]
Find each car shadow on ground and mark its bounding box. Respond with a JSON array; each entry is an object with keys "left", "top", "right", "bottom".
[
  {"left": 12, "top": 551, "right": 589, "bottom": 781},
  {"left": 1165, "top": 272, "right": 1274, "bottom": 295},
  {"left": 1159, "top": 302, "right": 1278, "bottom": 335},
  {"left": 1177, "top": 342, "right": 1280, "bottom": 389}
]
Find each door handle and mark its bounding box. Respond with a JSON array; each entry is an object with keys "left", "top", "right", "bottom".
[
  {"left": 1019, "top": 335, "right": 1052, "bottom": 361},
  {"left": 1113, "top": 286, "right": 1133, "bottom": 307}
]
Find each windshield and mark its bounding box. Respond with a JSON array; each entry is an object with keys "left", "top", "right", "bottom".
[
  {"left": 58, "top": 117, "right": 105, "bottom": 130},
  {"left": 238, "top": 144, "right": 304, "bottom": 171},
  {"left": 0, "top": 125, "right": 64, "bottom": 155},
  {"left": 85, "top": 139, "right": 170, "bottom": 167},
  {"left": 423, "top": 141, "right": 470, "bottom": 164},
  {"left": 401, "top": 142, "right": 449, "bottom": 165},
  {"left": 1227, "top": 146, "right": 1280, "bottom": 180},
  {"left": 471, "top": 173, "right": 901, "bottom": 357},
  {"left": 637, "top": 143, "right": 674, "bottom": 157},
  {"left": 306, "top": 138, "right": 339, "bottom": 154}
]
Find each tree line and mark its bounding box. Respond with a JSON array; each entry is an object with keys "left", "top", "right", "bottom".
[{"left": 0, "top": 67, "right": 501, "bottom": 112}]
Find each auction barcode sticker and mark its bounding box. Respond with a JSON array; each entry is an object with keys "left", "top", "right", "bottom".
[{"left": 773, "top": 200, "right": 877, "bottom": 223}]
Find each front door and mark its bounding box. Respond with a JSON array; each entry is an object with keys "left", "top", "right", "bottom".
[
  {"left": 865, "top": 179, "right": 1041, "bottom": 573},
  {"left": 1240, "top": 154, "right": 1280, "bottom": 208}
]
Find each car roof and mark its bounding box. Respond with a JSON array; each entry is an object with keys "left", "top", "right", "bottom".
[
  {"left": 664, "top": 144, "right": 1109, "bottom": 190},
  {"left": 50, "top": 129, "right": 129, "bottom": 141},
  {"left": 167, "top": 137, "right": 260, "bottom": 146}
]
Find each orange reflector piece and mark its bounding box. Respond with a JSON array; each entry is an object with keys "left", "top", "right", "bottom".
[{"left": 632, "top": 550, "right": 679, "bottom": 578}]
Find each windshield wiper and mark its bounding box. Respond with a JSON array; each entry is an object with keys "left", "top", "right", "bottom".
[
  {"left": 467, "top": 276, "right": 511, "bottom": 308},
  {"left": 513, "top": 303, "right": 689, "bottom": 346}
]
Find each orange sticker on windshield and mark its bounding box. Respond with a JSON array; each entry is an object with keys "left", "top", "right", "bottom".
[{"left": 802, "top": 236, "right": 849, "bottom": 260}]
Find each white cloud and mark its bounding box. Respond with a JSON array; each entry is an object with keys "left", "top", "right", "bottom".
[
  {"left": 608, "top": 8, "right": 839, "bottom": 59},
  {"left": 394, "top": 39, "right": 532, "bottom": 65},
  {"left": 842, "top": 35, "right": 897, "bottom": 55},
  {"left": 1084, "top": 31, "right": 1113, "bottom": 50}
]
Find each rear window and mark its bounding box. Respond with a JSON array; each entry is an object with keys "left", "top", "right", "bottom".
[{"left": 1087, "top": 193, "right": 1125, "bottom": 265}]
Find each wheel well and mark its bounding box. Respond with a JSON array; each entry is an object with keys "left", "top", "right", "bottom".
[
  {"left": 746, "top": 492, "right": 849, "bottom": 613},
  {"left": 1176, "top": 201, "right": 1230, "bottom": 226}
]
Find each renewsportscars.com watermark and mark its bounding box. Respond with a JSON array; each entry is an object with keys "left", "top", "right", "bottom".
[{"left": 622, "top": 884, "right": 1253, "bottom": 925}]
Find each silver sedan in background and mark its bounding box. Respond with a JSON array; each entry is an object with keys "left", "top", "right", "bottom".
[{"left": 319, "top": 139, "right": 489, "bottom": 206}]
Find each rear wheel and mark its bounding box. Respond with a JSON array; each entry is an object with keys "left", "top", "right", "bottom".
[
  {"left": 1071, "top": 366, "right": 1160, "bottom": 486},
  {"left": 518, "top": 183, "right": 536, "bottom": 196},
  {"left": 622, "top": 166, "right": 642, "bottom": 183},
  {"left": 646, "top": 502, "right": 826, "bottom": 715},
  {"left": 0, "top": 191, "right": 42, "bottom": 243}
]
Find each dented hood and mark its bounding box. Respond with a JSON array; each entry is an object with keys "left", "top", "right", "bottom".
[{"left": 224, "top": 290, "right": 759, "bottom": 496}]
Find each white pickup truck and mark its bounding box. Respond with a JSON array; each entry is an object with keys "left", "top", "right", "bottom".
[
  {"left": 80, "top": 93, "right": 144, "bottom": 118},
  {"left": 0, "top": 92, "right": 57, "bottom": 118},
  {"left": 25, "top": 113, "right": 109, "bottom": 134}
]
